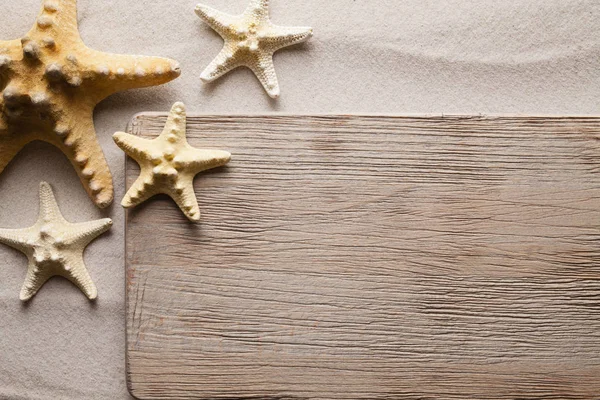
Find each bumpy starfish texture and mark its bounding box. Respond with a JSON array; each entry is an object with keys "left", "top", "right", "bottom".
[
  {"left": 195, "top": 0, "right": 313, "bottom": 98},
  {"left": 0, "top": 182, "right": 112, "bottom": 301},
  {"left": 113, "top": 102, "right": 231, "bottom": 222},
  {"left": 0, "top": 0, "right": 181, "bottom": 208}
]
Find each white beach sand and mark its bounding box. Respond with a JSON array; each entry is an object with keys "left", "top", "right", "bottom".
[{"left": 0, "top": 0, "right": 598, "bottom": 398}]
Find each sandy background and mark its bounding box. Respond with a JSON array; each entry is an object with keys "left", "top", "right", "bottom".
[{"left": 0, "top": 0, "right": 598, "bottom": 399}]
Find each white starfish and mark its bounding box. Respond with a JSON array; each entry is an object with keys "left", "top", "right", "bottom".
[
  {"left": 195, "top": 0, "right": 313, "bottom": 98},
  {"left": 0, "top": 182, "right": 112, "bottom": 301},
  {"left": 113, "top": 102, "right": 231, "bottom": 222}
]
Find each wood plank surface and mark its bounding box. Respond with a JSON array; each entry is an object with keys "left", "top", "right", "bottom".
[{"left": 125, "top": 115, "right": 600, "bottom": 400}]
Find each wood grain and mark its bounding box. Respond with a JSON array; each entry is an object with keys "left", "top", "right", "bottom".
[{"left": 125, "top": 115, "right": 600, "bottom": 400}]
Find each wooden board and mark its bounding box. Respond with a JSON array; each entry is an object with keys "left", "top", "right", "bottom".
[{"left": 125, "top": 115, "right": 600, "bottom": 400}]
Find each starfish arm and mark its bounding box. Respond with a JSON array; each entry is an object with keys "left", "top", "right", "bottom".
[
  {"left": 113, "top": 131, "right": 155, "bottom": 162},
  {"left": 26, "top": 0, "right": 83, "bottom": 43},
  {"left": 20, "top": 261, "right": 54, "bottom": 301},
  {"left": 76, "top": 48, "right": 181, "bottom": 102},
  {"left": 249, "top": 53, "right": 280, "bottom": 98},
  {"left": 180, "top": 148, "right": 231, "bottom": 174},
  {"left": 38, "top": 182, "right": 68, "bottom": 223},
  {"left": 264, "top": 25, "right": 313, "bottom": 51},
  {"left": 62, "top": 255, "right": 98, "bottom": 300},
  {"left": 200, "top": 47, "right": 240, "bottom": 83},
  {"left": 244, "top": 0, "right": 270, "bottom": 20},
  {"left": 195, "top": 4, "right": 239, "bottom": 37},
  {"left": 57, "top": 118, "right": 114, "bottom": 208},
  {"left": 121, "top": 170, "right": 159, "bottom": 208},
  {"left": 62, "top": 218, "right": 112, "bottom": 248},
  {"left": 157, "top": 102, "right": 187, "bottom": 140},
  {"left": 170, "top": 175, "right": 201, "bottom": 222},
  {"left": 0, "top": 227, "right": 35, "bottom": 254}
]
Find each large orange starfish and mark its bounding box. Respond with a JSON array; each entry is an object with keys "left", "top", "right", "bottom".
[{"left": 0, "top": 0, "right": 181, "bottom": 208}]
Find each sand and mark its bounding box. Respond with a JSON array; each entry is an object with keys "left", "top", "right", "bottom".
[{"left": 0, "top": 0, "right": 598, "bottom": 398}]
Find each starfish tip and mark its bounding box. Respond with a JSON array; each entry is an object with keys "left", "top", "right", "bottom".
[
  {"left": 170, "top": 61, "right": 182, "bottom": 76},
  {"left": 112, "top": 132, "right": 128, "bottom": 147},
  {"left": 19, "top": 291, "right": 33, "bottom": 302},
  {"left": 39, "top": 181, "right": 51, "bottom": 190},
  {"left": 194, "top": 4, "right": 209, "bottom": 17},
  {"left": 223, "top": 151, "right": 232, "bottom": 164},
  {"left": 187, "top": 212, "right": 201, "bottom": 222},
  {"left": 268, "top": 88, "right": 281, "bottom": 99},
  {"left": 95, "top": 193, "right": 113, "bottom": 209},
  {"left": 199, "top": 72, "right": 214, "bottom": 83},
  {"left": 86, "top": 290, "right": 98, "bottom": 301},
  {"left": 171, "top": 102, "right": 186, "bottom": 113}
]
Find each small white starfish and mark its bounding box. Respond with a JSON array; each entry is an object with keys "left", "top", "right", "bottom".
[
  {"left": 113, "top": 102, "right": 231, "bottom": 222},
  {"left": 0, "top": 182, "right": 112, "bottom": 301},
  {"left": 195, "top": 0, "right": 313, "bottom": 98}
]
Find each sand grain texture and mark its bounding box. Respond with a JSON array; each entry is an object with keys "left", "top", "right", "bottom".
[{"left": 1, "top": 1, "right": 599, "bottom": 398}]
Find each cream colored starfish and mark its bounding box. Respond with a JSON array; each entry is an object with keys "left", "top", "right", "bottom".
[
  {"left": 0, "top": 0, "right": 181, "bottom": 209},
  {"left": 0, "top": 182, "right": 112, "bottom": 301},
  {"left": 195, "top": 0, "right": 313, "bottom": 98},
  {"left": 113, "top": 102, "right": 231, "bottom": 222}
]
